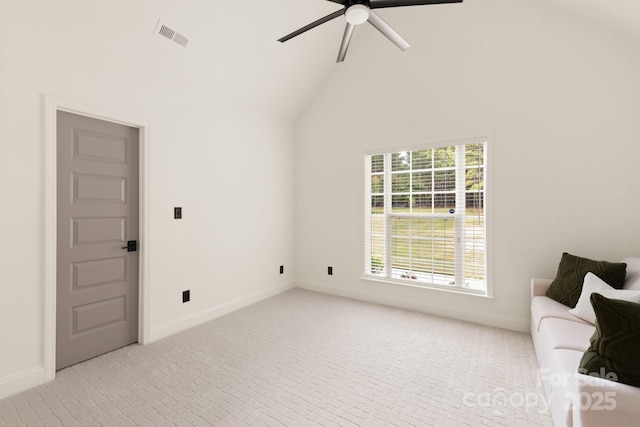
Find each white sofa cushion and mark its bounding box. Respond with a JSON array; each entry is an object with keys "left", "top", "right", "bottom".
[
  {"left": 538, "top": 318, "right": 595, "bottom": 367},
  {"left": 531, "top": 295, "right": 589, "bottom": 333}
]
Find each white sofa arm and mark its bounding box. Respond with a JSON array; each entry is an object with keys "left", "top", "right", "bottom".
[
  {"left": 531, "top": 278, "right": 553, "bottom": 299},
  {"left": 568, "top": 374, "right": 640, "bottom": 427}
]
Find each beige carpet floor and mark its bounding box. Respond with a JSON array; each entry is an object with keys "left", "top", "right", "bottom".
[{"left": 0, "top": 289, "right": 552, "bottom": 426}]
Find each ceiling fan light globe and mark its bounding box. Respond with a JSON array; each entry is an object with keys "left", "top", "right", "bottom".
[{"left": 345, "top": 4, "right": 370, "bottom": 25}]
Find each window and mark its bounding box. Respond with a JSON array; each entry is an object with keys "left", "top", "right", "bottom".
[{"left": 364, "top": 139, "right": 487, "bottom": 294}]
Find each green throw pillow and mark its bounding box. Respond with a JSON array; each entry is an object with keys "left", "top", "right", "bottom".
[
  {"left": 578, "top": 293, "right": 640, "bottom": 387},
  {"left": 546, "top": 253, "right": 626, "bottom": 307}
]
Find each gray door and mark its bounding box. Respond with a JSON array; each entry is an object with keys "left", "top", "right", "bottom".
[{"left": 56, "top": 111, "right": 139, "bottom": 370}]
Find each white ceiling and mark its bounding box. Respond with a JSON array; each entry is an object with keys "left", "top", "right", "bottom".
[
  {"left": 153, "top": 0, "right": 640, "bottom": 121},
  {"left": 534, "top": 0, "right": 640, "bottom": 43},
  {"left": 153, "top": 0, "right": 344, "bottom": 120}
]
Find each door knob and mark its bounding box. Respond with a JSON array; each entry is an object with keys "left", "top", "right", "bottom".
[{"left": 122, "top": 240, "right": 137, "bottom": 252}]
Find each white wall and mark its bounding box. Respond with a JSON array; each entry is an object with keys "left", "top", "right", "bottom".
[
  {"left": 0, "top": 1, "right": 295, "bottom": 398},
  {"left": 294, "top": 0, "right": 640, "bottom": 331},
  {"left": 3, "top": 0, "right": 640, "bottom": 401}
]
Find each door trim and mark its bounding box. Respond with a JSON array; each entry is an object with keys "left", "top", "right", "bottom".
[{"left": 43, "top": 95, "right": 151, "bottom": 382}]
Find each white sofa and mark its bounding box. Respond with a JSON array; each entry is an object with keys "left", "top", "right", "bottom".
[{"left": 531, "top": 257, "right": 640, "bottom": 427}]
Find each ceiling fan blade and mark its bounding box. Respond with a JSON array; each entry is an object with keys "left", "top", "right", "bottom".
[
  {"left": 370, "top": 0, "right": 462, "bottom": 9},
  {"left": 278, "top": 9, "right": 344, "bottom": 43},
  {"left": 325, "top": 0, "right": 347, "bottom": 4},
  {"left": 336, "top": 23, "right": 356, "bottom": 63},
  {"left": 367, "top": 10, "right": 410, "bottom": 51}
]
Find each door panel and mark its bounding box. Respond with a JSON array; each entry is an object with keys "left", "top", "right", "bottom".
[
  {"left": 72, "top": 217, "right": 126, "bottom": 245},
  {"left": 73, "top": 174, "right": 126, "bottom": 203},
  {"left": 72, "top": 257, "right": 126, "bottom": 289},
  {"left": 57, "top": 111, "right": 139, "bottom": 370}
]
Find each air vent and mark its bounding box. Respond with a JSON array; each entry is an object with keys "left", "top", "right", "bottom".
[
  {"left": 172, "top": 33, "right": 189, "bottom": 48},
  {"left": 154, "top": 20, "right": 189, "bottom": 47},
  {"left": 158, "top": 25, "right": 175, "bottom": 40}
]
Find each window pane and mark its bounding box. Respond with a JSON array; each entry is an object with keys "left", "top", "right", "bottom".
[
  {"left": 392, "top": 173, "right": 410, "bottom": 193},
  {"left": 411, "top": 237, "right": 431, "bottom": 264},
  {"left": 465, "top": 214, "right": 484, "bottom": 237},
  {"left": 371, "top": 215, "right": 385, "bottom": 235},
  {"left": 434, "top": 146, "right": 455, "bottom": 168},
  {"left": 465, "top": 250, "right": 485, "bottom": 281},
  {"left": 434, "top": 170, "right": 455, "bottom": 191},
  {"left": 371, "top": 175, "right": 384, "bottom": 194},
  {"left": 391, "top": 152, "right": 410, "bottom": 171},
  {"left": 371, "top": 154, "right": 384, "bottom": 173},
  {"left": 466, "top": 192, "right": 484, "bottom": 210},
  {"left": 431, "top": 238, "right": 456, "bottom": 277},
  {"left": 390, "top": 217, "right": 456, "bottom": 282},
  {"left": 391, "top": 217, "right": 414, "bottom": 277},
  {"left": 370, "top": 254, "right": 384, "bottom": 274},
  {"left": 371, "top": 195, "right": 384, "bottom": 213},
  {"left": 412, "top": 194, "right": 433, "bottom": 214},
  {"left": 412, "top": 150, "right": 432, "bottom": 170},
  {"left": 465, "top": 144, "right": 484, "bottom": 166},
  {"left": 370, "top": 230, "right": 385, "bottom": 275},
  {"left": 391, "top": 216, "right": 411, "bottom": 235},
  {"left": 370, "top": 215, "right": 386, "bottom": 275},
  {"left": 413, "top": 217, "right": 433, "bottom": 235},
  {"left": 391, "top": 238, "right": 410, "bottom": 255},
  {"left": 391, "top": 217, "right": 411, "bottom": 272},
  {"left": 465, "top": 167, "right": 484, "bottom": 191},
  {"left": 465, "top": 215, "right": 485, "bottom": 283},
  {"left": 392, "top": 195, "right": 410, "bottom": 212},
  {"left": 412, "top": 171, "right": 432, "bottom": 192},
  {"left": 433, "top": 217, "right": 455, "bottom": 239},
  {"left": 434, "top": 193, "right": 456, "bottom": 211}
]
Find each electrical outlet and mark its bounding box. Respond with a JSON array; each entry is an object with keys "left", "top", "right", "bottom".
[
  {"left": 174, "top": 207, "right": 182, "bottom": 219},
  {"left": 328, "top": 266, "right": 333, "bottom": 275},
  {"left": 280, "top": 265, "right": 284, "bottom": 274},
  {"left": 182, "top": 290, "right": 190, "bottom": 303}
]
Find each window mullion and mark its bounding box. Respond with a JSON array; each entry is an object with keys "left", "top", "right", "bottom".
[
  {"left": 454, "top": 144, "right": 466, "bottom": 287},
  {"left": 384, "top": 154, "right": 392, "bottom": 279},
  {"left": 364, "top": 157, "right": 372, "bottom": 276}
]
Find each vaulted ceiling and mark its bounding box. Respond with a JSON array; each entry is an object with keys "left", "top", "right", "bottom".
[
  {"left": 151, "top": 0, "right": 344, "bottom": 120},
  {"left": 535, "top": 0, "right": 640, "bottom": 43},
  {"left": 8, "top": 1, "right": 637, "bottom": 121},
  {"left": 172, "top": 0, "right": 639, "bottom": 121}
]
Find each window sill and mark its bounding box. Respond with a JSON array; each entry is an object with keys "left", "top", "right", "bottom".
[{"left": 360, "top": 276, "right": 495, "bottom": 300}]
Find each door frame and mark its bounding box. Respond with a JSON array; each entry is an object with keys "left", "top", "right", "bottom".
[{"left": 43, "top": 95, "right": 151, "bottom": 381}]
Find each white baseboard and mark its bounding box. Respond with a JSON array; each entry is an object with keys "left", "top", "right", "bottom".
[
  {"left": 296, "top": 280, "right": 530, "bottom": 332},
  {"left": 0, "top": 367, "right": 45, "bottom": 400},
  {"left": 0, "top": 283, "right": 294, "bottom": 400},
  {"left": 150, "top": 282, "right": 295, "bottom": 342}
]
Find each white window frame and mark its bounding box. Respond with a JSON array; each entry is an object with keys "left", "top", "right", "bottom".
[{"left": 363, "top": 137, "right": 491, "bottom": 296}]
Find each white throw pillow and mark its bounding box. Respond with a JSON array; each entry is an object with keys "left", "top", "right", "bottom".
[{"left": 569, "top": 272, "right": 640, "bottom": 324}]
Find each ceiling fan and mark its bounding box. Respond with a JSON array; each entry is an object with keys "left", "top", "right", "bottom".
[{"left": 278, "top": 0, "right": 463, "bottom": 62}]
